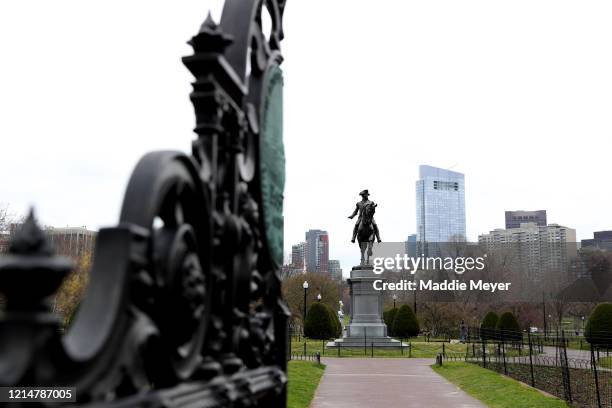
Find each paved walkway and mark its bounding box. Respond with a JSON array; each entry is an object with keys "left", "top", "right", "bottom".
[
  {"left": 542, "top": 345, "right": 591, "bottom": 360},
  {"left": 311, "top": 358, "right": 486, "bottom": 408}
]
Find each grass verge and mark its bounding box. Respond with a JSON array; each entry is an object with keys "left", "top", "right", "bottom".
[
  {"left": 599, "top": 356, "right": 612, "bottom": 368},
  {"left": 287, "top": 361, "right": 325, "bottom": 408},
  {"left": 432, "top": 362, "right": 569, "bottom": 408},
  {"left": 291, "top": 339, "right": 534, "bottom": 358},
  {"left": 292, "top": 338, "right": 471, "bottom": 358}
]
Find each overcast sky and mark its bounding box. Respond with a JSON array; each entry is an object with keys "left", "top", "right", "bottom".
[{"left": 1, "top": 1, "right": 611, "bottom": 276}]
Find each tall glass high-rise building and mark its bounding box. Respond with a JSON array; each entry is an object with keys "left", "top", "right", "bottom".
[
  {"left": 305, "top": 229, "right": 329, "bottom": 273},
  {"left": 405, "top": 234, "right": 417, "bottom": 257},
  {"left": 416, "top": 165, "right": 466, "bottom": 252}
]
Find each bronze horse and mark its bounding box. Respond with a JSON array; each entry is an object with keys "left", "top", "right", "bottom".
[{"left": 357, "top": 202, "right": 378, "bottom": 265}]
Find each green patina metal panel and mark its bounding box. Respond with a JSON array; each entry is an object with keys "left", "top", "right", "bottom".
[{"left": 260, "top": 64, "right": 285, "bottom": 266}]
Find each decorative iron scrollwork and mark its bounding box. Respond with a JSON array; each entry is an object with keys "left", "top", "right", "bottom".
[{"left": 0, "top": 1, "right": 289, "bottom": 406}]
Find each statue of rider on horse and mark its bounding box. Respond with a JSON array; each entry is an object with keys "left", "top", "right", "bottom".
[{"left": 348, "top": 189, "right": 382, "bottom": 265}]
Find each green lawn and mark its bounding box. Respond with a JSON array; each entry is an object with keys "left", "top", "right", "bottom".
[
  {"left": 432, "top": 362, "right": 569, "bottom": 408},
  {"left": 287, "top": 361, "right": 325, "bottom": 408},
  {"left": 598, "top": 356, "right": 612, "bottom": 368},
  {"left": 410, "top": 342, "right": 470, "bottom": 357},
  {"left": 290, "top": 338, "right": 534, "bottom": 358},
  {"left": 291, "top": 338, "right": 472, "bottom": 357}
]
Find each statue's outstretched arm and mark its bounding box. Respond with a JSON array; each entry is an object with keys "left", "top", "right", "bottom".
[{"left": 348, "top": 205, "right": 358, "bottom": 219}]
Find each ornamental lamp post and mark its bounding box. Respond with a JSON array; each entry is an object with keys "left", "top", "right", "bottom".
[
  {"left": 542, "top": 292, "right": 547, "bottom": 341},
  {"left": 317, "top": 293, "right": 322, "bottom": 302},
  {"left": 392, "top": 294, "right": 397, "bottom": 309},
  {"left": 549, "top": 314, "right": 555, "bottom": 337},
  {"left": 303, "top": 280, "right": 309, "bottom": 324}
]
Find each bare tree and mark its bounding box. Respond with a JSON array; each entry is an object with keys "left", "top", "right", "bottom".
[
  {"left": 0, "top": 203, "right": 20, "bottom": 254},
  {"left": 281, "top": 272, "right": 341, "bottom": 325},
  {"left": 419, "top": 302, "right": 461, "bottom": 336},
  {"left": 0, "top": 203, "right": 25, "bottom": 235},
  {"left": 0, "top": 203, "right": 13, "bottom": 233}
]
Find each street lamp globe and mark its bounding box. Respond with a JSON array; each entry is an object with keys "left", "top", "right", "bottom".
[
  {"left": 303, "top": 281, "right": 309, "bottom": 289},
  {"left": 392, "top": 294, "right": 397, "bottom": 300},
  {"left": 317, "top": 293, "right": 322, "bottom": 302}
]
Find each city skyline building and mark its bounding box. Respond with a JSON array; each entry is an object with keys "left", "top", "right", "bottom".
[
  {"left": 581, "top": 230, "right": 612, "bottom": 251},
  {"left": 505, "top": 210, "right": 547, "bottom": 229},
  {"left": 478, "top": 222, "right": 577, "bottom": 282},
  {"left": 47, "top": 226, "right": 97, "bottom": 258},
  {"left": 328, "top": 259, "right": 342, "bottom": 281},
  {"left": 0, "top": 232, "right": 9, "bottom": 253},
  {"left": 405, "top": 234, "right": 417, "bottom": 257},
  {"left": 0, "top": 224, "right": 97, "bottom": 259},
  {"left": 416, "top": 165, "right": 466, "bottom": 255},
  {"left": 305, "top": 229, "right": 329, "bottom": 273},
  {"left": 291, "top": 242, "right": 306, "bottom": 271},
  {"left": 280, "top": 241, "right": 306, "bottom": 280}
]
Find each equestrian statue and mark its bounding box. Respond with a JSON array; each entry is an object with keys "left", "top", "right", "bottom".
[{"left": 348, "top": 189, "right": 382, "bottom": 265}]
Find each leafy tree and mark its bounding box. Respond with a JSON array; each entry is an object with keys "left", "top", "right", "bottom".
[
  {"left": 496, "top": 311, "right": 521, "bottom": 342},
  {"left": 392, "top": 305, "right": 419, "bottom": 338},
  {"left": 480, "top": 311, "right": 499, "bottom": 341},
  {"left": 304, "top": 302, "right": 335, "bottom": 339},
  {"left": 54, "top": 250, "right": 92, "bottom": 327},
  {"left": 65, "top": 304, "right": 80, "bottom": 328},
  {"left": 585, "top": 303, "right": 612, "bottom": 348},
  {"left": 383, "top": 308, "right": 398, "bottom": 336}
]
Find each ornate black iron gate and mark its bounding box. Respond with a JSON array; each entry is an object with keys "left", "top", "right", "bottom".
[{"left": 0, "top": 0, "right": 289, "bottom": 406}]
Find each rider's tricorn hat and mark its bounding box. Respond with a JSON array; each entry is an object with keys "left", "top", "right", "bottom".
[{"left": 359, "top": 189, "right": 369, "bottom": 197}]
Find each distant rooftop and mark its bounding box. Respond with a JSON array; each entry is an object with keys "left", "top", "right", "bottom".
[{"left": 46, "top": 226, "right": 96, "bottom": 234}]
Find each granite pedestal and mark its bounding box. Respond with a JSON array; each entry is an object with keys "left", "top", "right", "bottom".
[{"left": 327, "top": 264, "right": 407, "bottom": 349}]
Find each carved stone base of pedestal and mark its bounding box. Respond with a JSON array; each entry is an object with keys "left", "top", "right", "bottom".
[{"left": 326, "top": 337, "right": 409, "bottom": 348}]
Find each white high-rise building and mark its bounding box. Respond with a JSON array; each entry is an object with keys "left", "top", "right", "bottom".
[{"left": 416, "top": 165, "right": 466, "bottom": 255}]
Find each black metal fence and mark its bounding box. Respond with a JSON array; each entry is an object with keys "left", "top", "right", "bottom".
[
  {"left": 0, "top": 1, "right": 291, "bottom": 406},
  {"left": 289, "top": 352, "right": 321, "bottom": 364},
  {"left": 439, "top": 330, "right": 612, "bottom": 408},
  {"left": 288, "top": 335, "right": 415, "bottom": 359}
]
